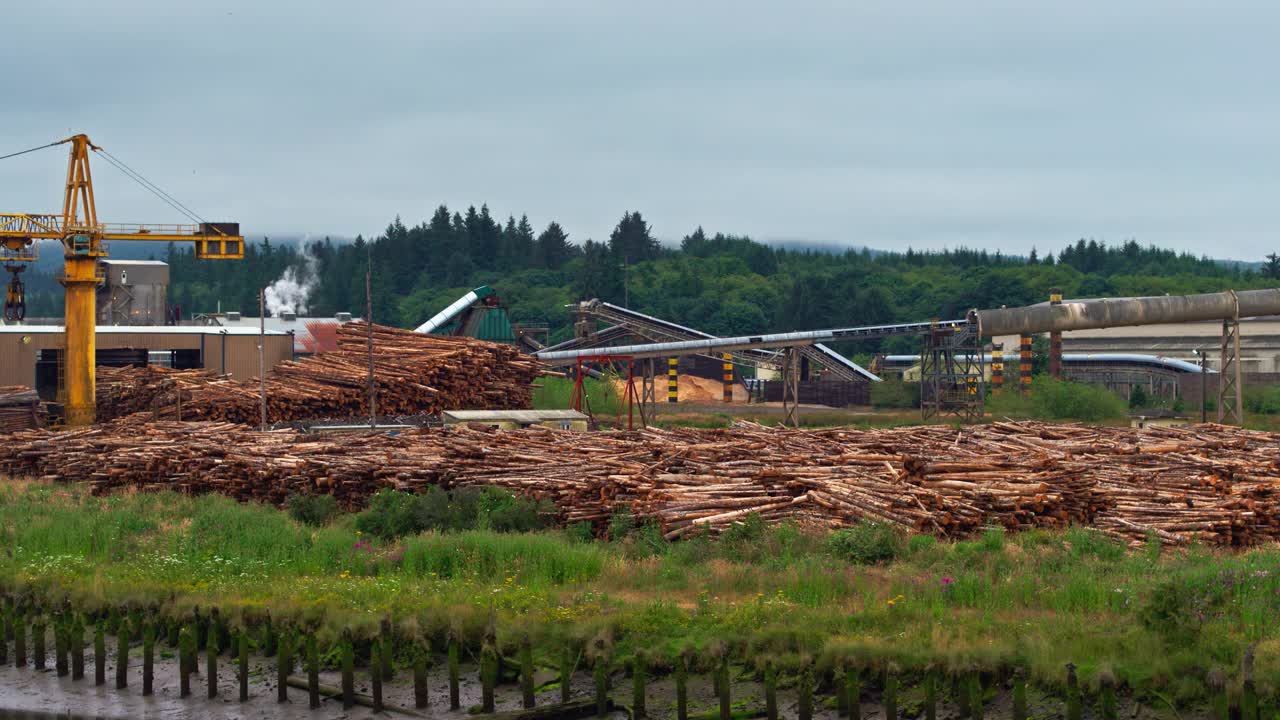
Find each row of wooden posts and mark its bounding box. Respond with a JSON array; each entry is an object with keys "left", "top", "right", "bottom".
[{"left": 0, "top": 599, "right": 1266, "bottom": 719}]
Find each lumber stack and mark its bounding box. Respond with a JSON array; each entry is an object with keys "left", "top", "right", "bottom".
[
  {"left": 4, "top": 419, "right": 1280, "bottom": 547},
  {"left": 95, "top": 323, "right": 544, "bottom": 424},
  {"left": 0, "top": 386, "right": 44, "bottom": 433}
]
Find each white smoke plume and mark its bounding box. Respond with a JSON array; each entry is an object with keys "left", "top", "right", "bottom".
[{"left": 264, "top": 250, "right": 318, "bottom": 317}]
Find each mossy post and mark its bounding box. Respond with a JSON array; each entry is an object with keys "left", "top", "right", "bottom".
[
  {"left": 632, "top": 653, "right": 647, "bottom": 719},
  {"left": 179, "top": 624, "right": 193, "bottom": 698},
  {"left": 114, "top": 611, "right": 128, "bottom": 690},
  {"left": 845, "top": 666, "right": 861, "bottom": 720},
  {"left": 798, "top": 661, "right": 814, "bottom": 720},
  {"left": 276, "top": 626, "right": 290, "bottom": 703},
  {"left": 560, "top": 644, "right": 575, "bottom": 705},
  {"left": 1011, "top": 668, "right": 1027, "bottom": 720},
  {"left": 924, "top": 666, "right": 938, "bottom": 720},
  {"left": 884, "top": 669, "right": 899, "bottom": 720},
  {"left": 262, "top": 613, "right": 277, "bottom": 657},
  {"left": 836, "top": 662, "right": 849, "bottom": 717},
  {"left": 306, "top": 633, "right": 319, "bottom": 709},
  {"left": 238, "top": 630, "right": 249, "bottom": 702},
  {"left": 340, "top": 631, "right": 355, "bottom": 711},
  {"left": 1099, "top": 671, "right": 1117, "bottom": 720},
  {"left": 718, "top": 653, "right": 731, "bottom": 720},
  {"left": 371, "top": 637, "right": 385, "bottom": 713},
  {"left": 0, "top": 600, "right": 7, "bottom": 666},
  {"left": 481, "top": 639, "right": 498, "bottom": 714},
  {"left": 32, "top": 617, "right": 45, "bottom": 671},
  {"left": 70, "top": 616, "right": 84, "bottom": 681},
  {"left": 675, "top": 651, "right": 690, "bottom": 720},
  {"left": 14, "top": 609, "right": 26, "bottom": 668},
  {"left": 206, "top": 610, "right": 219, "bottom": 699},
  {"left": 54, "top": 612, "right": 68, "bottom": 677},
  {"left": 92, "top": 618, "right": 103, "bottom": 685},
  {"left": 521, "top": 635, "right": 536, "bottom": 709},
  {"left": 380, "top": 617, "right": 394, "bottom": 681},
  {"left": 413, "top": 644, "right": 429, "bottom": 709},
  {"left": 167, "top": 620, "right": 179, "bottom": 648},
  {"left": 593, "top": 655, "right": 609, "bottom": 718},
  {"left": 763, "top": 659, "right": 778, "bottom": 720},
  {"left": 447, "top": 634, "right": 461, "bottom": 710},
  {"left": 1065, "top": 663, "right": 1082, "bottom": 720},
  {"left": 142, "top": 623, "right": 155, "bottom": 696}
]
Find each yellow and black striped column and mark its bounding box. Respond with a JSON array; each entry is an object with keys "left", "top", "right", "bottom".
[
  {"left": 1048, "top": 288, "right": 1063, "bottom": 378},
  {"left": 722, "top": 353, "right": 734, "bottom": 403},
  {"left": 667, "top": 357, "right": 678, "bottom": 403},
  {"left": 1019, "top": 334, "right": 1033, "bottom": 395},
  {"left": 991, "top": 344, "right": 1004, "bottom": 393}
]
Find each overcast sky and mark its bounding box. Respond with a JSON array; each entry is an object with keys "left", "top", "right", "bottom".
[{"left": 2, "top": 1, "right": 1277, "bottom": 259}]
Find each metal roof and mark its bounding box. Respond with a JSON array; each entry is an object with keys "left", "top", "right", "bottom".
[
  {"left": 443, "top": 409, "right": 589, "bottom": 423},
  {"left": 208, "top": 316, "right": 357, "bottom": 352},
  {"left": 0, "top": 324, "right": 290, "bottom": 336}
]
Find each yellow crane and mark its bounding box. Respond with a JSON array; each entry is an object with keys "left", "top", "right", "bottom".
[{"left": 0, "top": 134, "right": 244, "bottom": 426}]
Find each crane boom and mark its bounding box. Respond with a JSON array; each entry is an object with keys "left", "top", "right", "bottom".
[{"left": 0, "top": 133, "right": 244, "bottom": 426}]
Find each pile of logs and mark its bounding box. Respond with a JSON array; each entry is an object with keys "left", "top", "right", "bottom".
[
  {"left": 0, "top": 386, "right": 45, "bottom": 433},
  {"left": 4, "top": 419, "right": 1280, "bottom": 547},
  {"left": 95, "top": 323, "right": 544, "bottom": 424}
]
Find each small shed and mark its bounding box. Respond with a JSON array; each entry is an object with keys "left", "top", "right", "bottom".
[{"left": 442, "top": 409, "right": 588, "bottom": 431}]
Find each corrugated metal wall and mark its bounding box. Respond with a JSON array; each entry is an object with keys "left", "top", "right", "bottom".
[{"left": 0, "top": 331, "right": 294, "bottom": 388}]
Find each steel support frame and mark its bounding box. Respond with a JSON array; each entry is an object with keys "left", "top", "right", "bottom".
[
  {"left": 1218, "top": 317, "right": 1243, "bottom": 425},
  {"left": 921, "top": 323, "right": 985, "bottom": 423},
  {"left": 639, "top": 358, "right": 656, "bottom": 425},
  {"left": 782, "top": 347, "right": 800, "bottom": 427}
]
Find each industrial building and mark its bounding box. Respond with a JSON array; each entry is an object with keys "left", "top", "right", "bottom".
[
  {"left": 0, "top": 325, "right": 293, "bottom": 400},
  {"left": 191, "top": 311, "right": 359, "bottom": 355}
]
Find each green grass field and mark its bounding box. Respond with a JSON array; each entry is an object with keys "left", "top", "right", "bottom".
[{"left": 3, "top": 479, "right": 1280, "bottom": 709}]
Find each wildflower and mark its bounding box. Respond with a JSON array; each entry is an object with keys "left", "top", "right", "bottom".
[
  {"left": 887, "top": 594, "right": 905, "bottom": 606},
  {"left": 941, "top": 576, "right": 954, "bottom": 587}
]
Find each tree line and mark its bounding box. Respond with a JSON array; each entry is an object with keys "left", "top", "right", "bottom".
[{"left": 14, "top": 203, "right": 1279, "bottom": 357}]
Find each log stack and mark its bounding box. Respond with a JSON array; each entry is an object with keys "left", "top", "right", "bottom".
[
  {"left": 4, "top": 418, "right": 1280, "bottom": 547},
  {"left": 0, "top": 386, "right": 44, "bottom": 433},
  {"left": 95, "top": 323, "right": 544, "bottom": 424}
]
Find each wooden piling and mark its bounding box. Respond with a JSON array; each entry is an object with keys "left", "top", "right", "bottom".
[
  {"left": 0, "top": 601, "right": 7, "bottom": 666},
  {"left": 924, "top": 668, "right": 938, "bottom": 720},
  {"left": 70, "top": 616, "right": 84, "bottom": 681},
  {"left": 1243, "top": 646, "right": 1259, "bottom": 720},
  {"left": 967, "top": 672, "right": 983, "bottom": 720},
  {"left": 884, "top": 670, "right": 898, "bottom": 720},
  {"left": 763, "top": 660, "right": 778, "bottom": 720},
  {"left": 521, "top": 636, "right": 536, "bottom": 709},
  {"left": 340, "top": 632, "right": 355, "bottom": 710},
  {"left": 1099, "top": 671, "right": 1116, "bottom": 720},
  {"left": 92, "top": 621, "right": 103, "bottom": 684},
  {"left": 717, "top": 654, "right": 730, "bottom": 720},
  {"left": 307, "top": 634, "right": 319, "bottom": 709},
  {"left": 54, "top": 618, "right": 68, "bottom": 677},
  {"left": 1209, "top": 669, "right": 1228, "bottom": 720},
  {"left": 142, "top": 624, "right": 154, "bottom": 696},
  {"left": 481, "top": 641, "right": 498, "bottom": 714},
  {"left": 371, "top": 638, "right": 384, "bottom": 712},
  {"left": 179, "top": 625, "right": 192, "bottom": 698},
  {"left": 206, "top": 614, "right": 218, "bottom": 699},
  {"left": 380, "top": 618, "right": 394, "bottom": 681},
  {"left": 413, "top": 647, "right": 429, "bottom": 709},
  {"left": 593, "top": 657, "right": 609, "bottom": 718},
  {"left": 675, "top": 651, "right": 689, "bottom": 720},
  {"left": 32, "top": 620, "right": 45, "bottom": 670},
  {"left": 276, "top": 629, "right": 291, "bottom": 703},
  {"left": 632, "top": 654, "right": 647, "bottom": 719},
  {"left": 238, "top": 631, "right": 250, "bottom": 702},
  {"left": 448, "top": 635, "right": 461, "bottom": 710},
  {"left": 13, "top": 612, "right": 25, "bottom": 668}
]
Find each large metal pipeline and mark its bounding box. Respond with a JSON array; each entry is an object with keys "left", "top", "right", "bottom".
[{"left": 970, "top": 289, "right": 1280, "bottom": 338}]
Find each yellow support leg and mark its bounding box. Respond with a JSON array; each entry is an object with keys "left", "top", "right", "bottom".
[{"left": 61, "top": 256, "right": 98, "bottom": 426}]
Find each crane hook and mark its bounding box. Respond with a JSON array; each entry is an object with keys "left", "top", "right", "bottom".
[{"left": 4, "top": 264, "right": 26, "bottom": 322}]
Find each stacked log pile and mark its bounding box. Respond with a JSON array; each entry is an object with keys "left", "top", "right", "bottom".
[
  {"left": 3, "top": 419, "right": 1280, "bottom": 546},
  {"left": 95, "top": 323, "right": 543, "bottom": 423},
  {"left": 0, "top": 386, "right": 45, "bottom": 433}
]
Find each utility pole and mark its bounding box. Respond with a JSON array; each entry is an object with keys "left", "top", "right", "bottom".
[
  {"left": 258, "top": 288, "right": 267, "bottom": 431},
  {"left": 366, "top": 247, "right": 376, "bottom": 428}
]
